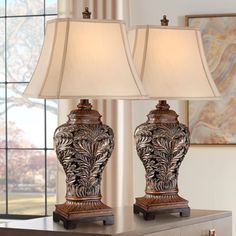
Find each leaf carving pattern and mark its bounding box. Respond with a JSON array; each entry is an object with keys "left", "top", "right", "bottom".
[
  {"left": 54, "top": 123, "right": 114, "bottom": 198},
  {"left": 135, "top": 123, "right": 190, "bottom": 192}
]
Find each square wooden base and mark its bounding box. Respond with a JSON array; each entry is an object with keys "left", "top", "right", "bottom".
[
  {"left": 53, "top": 211, "right": 114, "bottom": 229},
  {"left": 53, "top": 201, "right": 114, "bottom": 229},
  {"left": 133, "top": 204, "right": 190, "bottom": 220},
  {"left": 133, "top": 194, "right": 190, "bottom": 220}
]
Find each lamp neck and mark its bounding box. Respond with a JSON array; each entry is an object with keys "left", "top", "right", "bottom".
[
  {"left": 147, "top": 100, "right": 179, "bottom": 124},
  {"left": 67, "top": 99, "right": 102, "bottom": 125},
  {"left": 77, "top": 99, "right": 92, "bottom": 110},
  {"left": 156, "top": 100, "right": 170, "bottom": 110}
]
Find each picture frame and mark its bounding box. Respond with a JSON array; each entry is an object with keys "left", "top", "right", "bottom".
[{"left": 186, "top": 13, "right": 236, "bottom": 145}]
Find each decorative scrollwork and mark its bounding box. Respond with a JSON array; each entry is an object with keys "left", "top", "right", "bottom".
[
  {"left": 135, "top": 122, "right": 190, "bottom": 192},
  {"left": 54, "top": 123, "right": 114, "bottom": 198}
]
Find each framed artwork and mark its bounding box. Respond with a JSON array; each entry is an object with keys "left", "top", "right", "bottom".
[{"left": 186, "top": 14, "right": 236, "bottom": 145}]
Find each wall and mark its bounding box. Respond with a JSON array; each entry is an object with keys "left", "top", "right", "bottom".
[{"left": 130, "top": 0, "right": 236, "bottom": 235}]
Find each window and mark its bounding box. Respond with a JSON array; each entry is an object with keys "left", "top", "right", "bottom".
[{"left": 0, "top": 0, "right": 58, "bottom": 218}]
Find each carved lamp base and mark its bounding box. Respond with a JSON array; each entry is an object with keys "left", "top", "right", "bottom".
[
  {"left": 53, "top": 99, "right": 114, "bottom": 229},
  {"left": 134, "top": 101, "right": 191, "bottom": 220},
  {"left": 53, "top": 199, "right": 114, "bottom": 229}
]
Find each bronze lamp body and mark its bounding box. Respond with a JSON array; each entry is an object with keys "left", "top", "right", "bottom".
[
  {"left": 133, "top": 100, "right": 190, "bottom": 220},
  {"left": 53, "top": 99, "right": 114, "bottom": 229}
]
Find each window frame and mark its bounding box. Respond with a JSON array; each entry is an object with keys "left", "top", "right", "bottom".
[{"left": 0, "top": 0, "right": 57, "bottom": 219}]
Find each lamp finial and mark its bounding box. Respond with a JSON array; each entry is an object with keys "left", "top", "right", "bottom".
[
  {"left": 161, "top": 15, "right": 169, "bottom": 26},
  {"left": 82, "top": 7, "right": 91, "bottom": 19}
]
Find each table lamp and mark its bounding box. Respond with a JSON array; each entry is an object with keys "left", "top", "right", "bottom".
[
  {"left": 131, "top": 16, "right": 220, "bottom": 220},
  {"left": 24, "top": 8, "right": 146, "bottom": 229}
]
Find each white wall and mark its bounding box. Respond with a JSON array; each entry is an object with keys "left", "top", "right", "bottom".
[{"left": 130, "top": 0, "right": 236, "bottom": 235}]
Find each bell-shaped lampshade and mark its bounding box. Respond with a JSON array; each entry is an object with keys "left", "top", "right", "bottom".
[
  {"left": 24, "top": 19, "right": 146, "bottom": 99},
  {"left": 129, "top": 26, "right": 220, "bottom": 99}
]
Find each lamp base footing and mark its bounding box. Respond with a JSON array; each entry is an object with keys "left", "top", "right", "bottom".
[
  {"left": 53, "top": 200, "right": 114, "bottom": 229},
  {"left": 133, "top": 204, "right": 190, "bottom": 220},
  {"left": 53, "top": 211, "right": 114, "bottom": 229},
  {"left": 133, "top": 194, "right": 190, "bottom": 220}
]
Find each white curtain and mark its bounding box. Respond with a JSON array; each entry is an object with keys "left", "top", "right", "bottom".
[{"left": 56, "top": 0, "right": 134, "bottom": 208}]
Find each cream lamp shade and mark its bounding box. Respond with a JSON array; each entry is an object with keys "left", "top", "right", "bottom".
[
  {"left": 24, "top": 18, "right": 146, "bottom": 99},
  {"left": 129, "top": 26, "right": 220, "bottom": 100}
]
